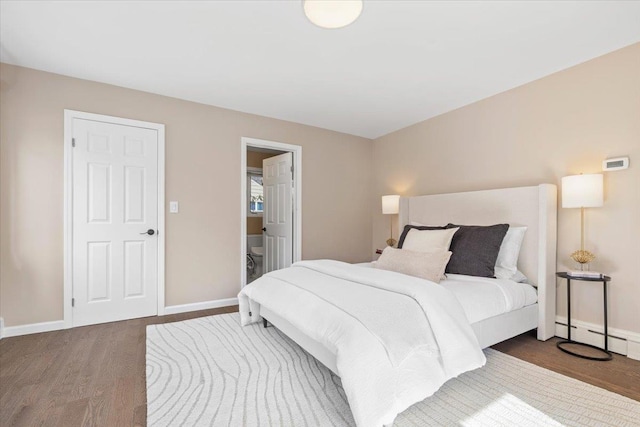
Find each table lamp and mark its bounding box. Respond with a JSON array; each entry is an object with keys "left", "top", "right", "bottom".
[
  {"left": 561, "top": 174, "right": 603, "bottom": 270},
  {"left": 382, "top": 195, "right": 400, "bottom": 247}
]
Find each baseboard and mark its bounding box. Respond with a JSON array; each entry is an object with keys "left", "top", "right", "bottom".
[
  {"left": 2, "top": 298, "right": 238, "bottom": 338},
  {"left": 163, "top": 298, "right": 239, "bottom": 315},
  {"left": 2, "top": 320, "right": 66, "bottom": 338},
  {"left": 555, "top": 316, "right": 640, "bottom": 361}
]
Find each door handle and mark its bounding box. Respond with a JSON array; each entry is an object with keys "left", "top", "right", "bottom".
[
  {"left": 262, "top": 227, "right": 266, "bottom": 232},
  {"left": 140, "top": 229, "right": 156, "bottom": 235}
]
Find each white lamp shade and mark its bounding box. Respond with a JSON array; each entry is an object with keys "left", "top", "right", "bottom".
[
  {"left": 382, "top": 195, "right": 400, "bottom": 214},
  {"left": 303, "top": 0, "right": 363, "bottom": 29},
  {"left": 562, "top": 174, "right": 603, "bottom": 208}
]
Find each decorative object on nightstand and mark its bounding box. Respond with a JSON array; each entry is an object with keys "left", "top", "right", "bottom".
[
  {"left": 556, "top": 272, "right": 612, "bottom": 361},
  {"left": 561, "top": 173, "right": 603, "bottom": 270},
  {"left": 382, "top": 195, "right": 400, "bottom": 247}
]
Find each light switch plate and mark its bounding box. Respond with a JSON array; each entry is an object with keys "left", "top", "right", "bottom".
[{"left": 169, "top": 201, "right": 179, "bottom": 213}]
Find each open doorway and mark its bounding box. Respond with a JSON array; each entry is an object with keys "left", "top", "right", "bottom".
[
  {"left": 240, "top": 138, "right": 302, "bottom": 288},
  {"left": 245, "top": 147, "right": 285, "bottom": 284}
]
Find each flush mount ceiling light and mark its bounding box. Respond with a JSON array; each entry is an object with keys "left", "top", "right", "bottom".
[{"left": 303, "top": 0, "right": 363, "bottom": 29}]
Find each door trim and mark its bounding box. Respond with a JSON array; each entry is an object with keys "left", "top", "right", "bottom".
[
  {"left": 63, "top": 109, "right": 166, "bottom": 329},
  {"left": 240, "top": 137, "right": 302, "bottom": 288}
]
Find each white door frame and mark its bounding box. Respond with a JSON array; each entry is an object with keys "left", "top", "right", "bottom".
[
  {"left": 240, "top": 137, "right": 302, "bottom": 288},
  {"left": 63, "top": 109, "right": 166, "bottom": 329}
]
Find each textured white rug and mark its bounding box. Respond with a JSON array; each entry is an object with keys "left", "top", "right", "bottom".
[{"left": 146, "top": 313, "right": 640, "bottom": 426}]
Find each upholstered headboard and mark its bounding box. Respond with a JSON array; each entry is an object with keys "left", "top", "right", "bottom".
[{"left": 398, "top": 184, "right": 557, "bottom": 340}]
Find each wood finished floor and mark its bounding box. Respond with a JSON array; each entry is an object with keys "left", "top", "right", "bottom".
[{"left": 1, "top": 307, "right": 639, "bottom": 426}]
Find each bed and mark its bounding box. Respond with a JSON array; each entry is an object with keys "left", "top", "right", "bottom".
[{"left": 240, "top": 184, "right": 557, "bottom": 427}]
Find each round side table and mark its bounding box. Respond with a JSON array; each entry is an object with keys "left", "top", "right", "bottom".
[{"left": 556, "top": 272, "right": 612, "bottom": 361}]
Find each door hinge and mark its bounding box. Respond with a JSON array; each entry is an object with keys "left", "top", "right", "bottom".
[
  {"left": 72, "top": 138, "right": 76, "bottom": 148},
  {"left": 290, "top": 164, "right": 294, "bottom": 178},
  {"left": 72, "top": 298, "right": 75, "bottom": 307}
]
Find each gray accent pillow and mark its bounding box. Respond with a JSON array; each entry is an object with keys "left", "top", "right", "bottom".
[
  {"left": 445, "top": 223, "right": 509, "bottom": 278},
  {"left": 397, "top": 224, "right": 445, "bottom": 248}
]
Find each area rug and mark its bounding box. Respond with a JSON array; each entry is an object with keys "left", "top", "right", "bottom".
[{"left": 146, "top": 313, "right": 639, "bottom": 426}]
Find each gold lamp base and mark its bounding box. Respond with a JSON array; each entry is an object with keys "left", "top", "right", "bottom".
[
  {"left": 570, "top": 249, "right": 595, "bottom": 266},
  {"left": 386, "top": 238, "right": 397, "bottom": 247},
  {"left": 570, "top": 206, "right": 597, "bottom": 270}
]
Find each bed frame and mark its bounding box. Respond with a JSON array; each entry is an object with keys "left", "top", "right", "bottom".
[{"left": 262, "top": 184, "right": 557, "bottom": 377}]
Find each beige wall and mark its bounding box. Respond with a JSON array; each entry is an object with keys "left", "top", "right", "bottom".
[
  {"left": 3, "top": 44, "right": 638, "bottom": 332},
  {"left": 373, "top": 43, "right": 640, "bottom": 333},
  {"left": 0, "top": 63, "right": 373, "bottom": 327},
  {"left": 247, "top": 150, "right": 276, "bottom": 169},
  {"left": 247, "top": 217, "right": 263, "bottom": 236}
]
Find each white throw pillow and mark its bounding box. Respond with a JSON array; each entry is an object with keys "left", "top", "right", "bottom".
[
  {"left": 375, "top": 247, "right": 452, "bottom": 283},
  {"left": 402, "top": 227, "right": 459, "bottom": 252},
  {"left": 494, "top": 226, "right": 527, "bottom": 280},
  {"left": 511, "top": 269, "right": 529, "bottom": 284}
]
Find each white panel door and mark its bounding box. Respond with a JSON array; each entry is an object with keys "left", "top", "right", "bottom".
[
  {"left": 72, "top": 118, "right": 158, "bottom": 327},
  {"left": 263, "top": 152, "right": 293, "bottom": 274}
]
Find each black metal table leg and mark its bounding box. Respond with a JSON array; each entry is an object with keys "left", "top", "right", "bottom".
[
  {"left": 556, "top": 273, "right": 612, "bottom": 361},
  {"left": 604, "top": 280, "right": 608, "bottom": 352},
  {"left": 567, "top": 278, "right": 571, "bottom": 341}
]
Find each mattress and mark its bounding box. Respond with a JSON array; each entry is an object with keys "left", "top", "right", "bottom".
[{"left": 356, "top": 262, "right": 537, "bottom": 324}]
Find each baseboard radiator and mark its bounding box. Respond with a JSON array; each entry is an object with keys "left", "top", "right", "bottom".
[{"left": 555, "top": 316, "right": 640, "bottom": 361}]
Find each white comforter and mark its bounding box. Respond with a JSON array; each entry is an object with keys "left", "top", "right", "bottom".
[{"left": 238, "top": 260, "right": 486, "bottom": 427}]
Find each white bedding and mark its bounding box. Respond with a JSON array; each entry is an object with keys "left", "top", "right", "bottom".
[
  {"left": 238, "top": 260, "right": 486, "bottom": 427},
  {"left": 441, "top": 274, "right": 537, "bottom": 324},
  {"left": 358, "top": 262, "right": 538, "bottom": 325}
]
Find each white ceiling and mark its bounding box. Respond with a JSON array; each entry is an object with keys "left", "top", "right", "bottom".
[{"left": 2, "top": 1, "right": 639, "bottom": 139}]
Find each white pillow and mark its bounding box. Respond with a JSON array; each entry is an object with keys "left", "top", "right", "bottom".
[
  {"left": 402, "top": 227, "right": 459, "bottom": 252},
  {"left": 375, "top": 247, "right": 452, "bottom": 283},
  {"left": 494, "top": 226, "right": 527, "bottom": 280},
  {"left": 511, "top": 270, "right": 529, "bottom": 284}
]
